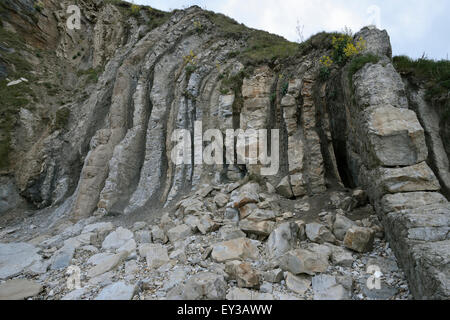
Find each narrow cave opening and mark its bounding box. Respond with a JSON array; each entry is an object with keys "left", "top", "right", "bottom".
[{"left": 333, "top": 140, "right": 356, "bottom": 189}]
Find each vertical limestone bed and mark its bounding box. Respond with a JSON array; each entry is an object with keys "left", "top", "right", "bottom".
[{"left": 326, "top": 27, "right": 450, "bottom": 299}]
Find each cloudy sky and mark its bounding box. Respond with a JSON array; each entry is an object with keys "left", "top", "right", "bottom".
[{"left": 133, "top": 0, "right": 449, "bottom": 60}]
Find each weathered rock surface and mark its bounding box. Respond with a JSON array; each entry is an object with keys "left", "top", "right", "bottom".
[
  {"left": 226, "top": 288, "right": 274, "bottom": 300},
  {"left": 285, "top": 272, "right": 311, "bottom": 295},
  {"left": 139, "top": 244, "right": 170, "bottom": 269},
  {"left": 306, "top": 223, "right": 336, "bottom": 244},
  {"left": 0, "top": 243, "right": 41, "bottom": 279},
  {"left": 266, "top": 222, "right": 298, "bottom": 259},
  {"left": 312, "top": 275, "right": 350, "bottom": 300},
  {"left": 167, "top": 224, "right": 193, "bottom": 243},
  {"left": 380, "top": 192, "right": 447, "bottom": 214},
  {"left": 333, "top": 215, "right": 357, "bottom": 241},
  {"left": 87, "top": 251, "right": 128, "bottom": 278},
  {"left": 102, "top": 227, "right": 134, "bottom": 251},
  {"left": 95, "top": 282, "right": 136, "bottom": 300},
  {"left": 235, "top": 262, "right": 261, "bottom": 289},
  {"left": 211, "top": 238, "right": 260, "bottom": 263},
  {"left": 168, "top": 272, "right": 227, "bottom": 300},
  {"left": 279, "top": 247, "right": 330, "bottom": 275},
  {"left": 368, "top": 162, "right": 441, "bottom": 198},
  {"left": 344, "top": 227, "right": 375, "bottom": 253},
  {"left": 0, "top": 279, "right": 43, "bottom": 300},
  {"left": 363, "top": 105, "right": 427, "bottom": 168}
]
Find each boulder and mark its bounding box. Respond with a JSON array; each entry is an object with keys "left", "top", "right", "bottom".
[
  {"left": 312, "top": 274, "right": 350, "bottom": 300},
  {"left": 135, "top": 230, "right": 151, "bottom": 244},
  {"left": 0, "top": 279, "right": 43, "bottom": 300},
  {"left": 333, "top": 214, "right": 357, "bottom": 241},
  {"left": 224, "top": 208, "right": 240, "bottom": 222},
  {"left": 290, "top": 174, "right": 307, "bottom": 197},
  {"left": 62, "top": 288, "right": 86, "bottom": 300},
  {"left": 280, "top": 247, "right": 329, "bottom": 275},
  {"left": 177, "top": 198, "right": 204, "bottom": 215},
  {"left": 285, "top": 272, "right": 311, "bottom": 295},
  {"left": 139, "top": 244, "right": 170, "bottom": 269},
  {"left": 151, "top": 225, "right": 168, "bottom": 243},
  {"left": 167, "top": 272, "right": 227, "bottom": 300},
  {"left": 218, "top": 225, "right": 247, "bottom": 241},
  {"left": 169, "top": 249, "right": 187, "bottom": 263},
  {"left": 234, "top": 262, "right": 261, "bottom": 289},
  {"left": 95, "top": 281, "right": 136, "bottom": 300},
  {"left": 262, "top": 269, "right": 284, "bottom": 283},
  {"left": 102, "top": 227, "right": 134, "bottom": 251},
  {"left": 276, "top": 176, "right": 293, "bottom": 198},
  {"left": 87, "top": 251, "right": 128, "bottom": 278},
  {"left": 344, "top": 227, "right": 375, "bottom": 253},
  {"left": 266, "top": 222, "right": 298, "bottom": 259},
  {"left": 239, "top": 219, "right": 275, "bottom": 237},
  {"left": 239, "top": 203, "right": 258, "bottom": 220},
  {"left": 0, "top": 243, "right": 41, "bottom": 279},
  {"left": 328, "top": 245, "right": 354, "bottom": 267},
  {"left": 82, "top": 222, "right": 114, "bottom": 234},
  {"left": 214, "top": 193, "right": 229, "bottom": 208},
  {"left": 167, "top": 224, "right": 193, "bottom": 243},
  {"left": 225, "top": 288, "right": 274, "bottom": 300},
  {"left": 196, "top": 215, "right": 219, "bottom": 235},
  {"left": 305, "top": 223, "right": 336, "bottom": 244},
  {"left": 211, "top": 238, "right": 260, "bottom": 263},
  {"left": 355, "top": 27, "right": 392, "bottom": 58},
  {"left": 231, "top": 183, "right": 260, "bottom": 208},
  {"left": 132, "top": 221, "right": 147, "bottom": 231},
  {"left": 50, "top": 245, "right": 76, "bottom": 270},
  {"left": 246, "top": 209, "right": 277, "bottom": 222}
]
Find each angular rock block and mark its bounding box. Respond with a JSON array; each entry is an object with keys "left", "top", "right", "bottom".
[
  {"left": 364, "top": 106, "right": 427, "bottom": 167},
  {"left": 211, "top": 238, "right": 260, "bottom": 263},
  {"left": 343, "top": 227, "right": 375, "bottom": 253},
  {"left": 354, "top": 63, "right": 408, "bottom": 110},
  {"left": 380, "top": 192, "right": 448, "bottom": 214},
  {"left": 368, "top": 162, "right": 440, "bottom": 198},
  {"left": 385, "top": 203, "right": 450, "bottom": 242}
]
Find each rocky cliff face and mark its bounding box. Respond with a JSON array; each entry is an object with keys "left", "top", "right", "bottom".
[{"left": 0, "top": 0, "right": 448, "bottom": 300}]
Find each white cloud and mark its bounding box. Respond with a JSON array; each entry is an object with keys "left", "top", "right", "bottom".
[
  {"left": 136, "top": 0, "right": 450, "bottom": 59},
  {"left": 216, "top": 0, "right": 368, "bottom": 42}
]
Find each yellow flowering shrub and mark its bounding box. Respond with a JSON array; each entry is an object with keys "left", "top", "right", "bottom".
[
  {"left": 318, "top": 34, "right": 367, "bottom": 81},
  {"left": 130, "top": 4, "right": 140, "bottom": 16},
  {"left": 183, "top": 50, "right": 198, "bottom": 66},
  {"left": 193, "top": 20, "right": 205, "bottom": 33},
  {"left": 330, "top": 34, "right": 367, "bottom": 65},
  {"left": 344, "top": 43, "right": 358, "bottom": 57},
  {"left": 320, "top": 55, "right": 333, "bottom": 68},
  {"left": 355, "top": 37, "right": 367, "bottom": 53}
]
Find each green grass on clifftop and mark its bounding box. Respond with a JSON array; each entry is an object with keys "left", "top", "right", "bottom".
[
  {"left": 393, "top": 56, "right": 450, "bottom": 100},
  {"left": 206, "top": 12, "right": 298, "bottom": 65},
  {"left": 393, "top": 56, "right": 450, "bottom": 119},
  {"left": 105, "top": 0, "right": 170, "bottom": 30}
]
